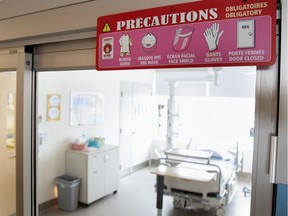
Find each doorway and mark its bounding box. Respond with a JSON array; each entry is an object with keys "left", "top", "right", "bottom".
[
  {"left": 31, "top": 33, "right": 279, "bottom": 216},
  {"left": 36, "top": 66, "right": 256, "bottom": 216},
  {"left": 0, "top": 72, "right": 17, "bottom": 216}
]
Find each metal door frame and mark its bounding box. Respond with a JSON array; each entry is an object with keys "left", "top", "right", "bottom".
[
  {"left": 0, "top": 47, "right": 34, "bottom": 216},
  {"left": 30, "top": 12, "right": 283, "bottom": 213}
]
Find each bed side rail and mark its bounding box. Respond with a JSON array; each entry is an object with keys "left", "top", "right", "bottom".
[{"left": 157, "top": 157, "right": 222, "bottom": 193}]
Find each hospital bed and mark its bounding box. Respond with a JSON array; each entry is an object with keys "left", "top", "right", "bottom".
[{"left": 151, "top": 148, "right": 239, "bottom": 216}]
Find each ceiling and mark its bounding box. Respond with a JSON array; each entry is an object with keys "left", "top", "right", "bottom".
[
  {"left": 0, "top": 0, "right": 281, "bottom": 21},
  {"left": 0, "top": 0, "right": 94, "bottom": 20}
]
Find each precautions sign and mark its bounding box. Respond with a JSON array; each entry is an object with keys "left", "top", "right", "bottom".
[{"left": 96, "top": 0, "right": 276, "bottom": 70}]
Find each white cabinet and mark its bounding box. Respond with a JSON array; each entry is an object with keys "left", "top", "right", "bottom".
[{"left": 65, "top": 145, "right": 119, "bottom": 205}]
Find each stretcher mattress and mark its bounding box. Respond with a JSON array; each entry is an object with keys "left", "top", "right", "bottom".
[{"left": 162, "top": 158, "right": 235, "bottom": 197}]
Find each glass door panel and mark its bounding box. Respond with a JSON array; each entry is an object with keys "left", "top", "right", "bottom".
[{"left": 0, "top": 72, "right": 17, "bottom": 216}]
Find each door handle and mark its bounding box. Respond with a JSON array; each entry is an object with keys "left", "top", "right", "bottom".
[{"left": 269, "top": 135, "right": 277, "bottom": 183}]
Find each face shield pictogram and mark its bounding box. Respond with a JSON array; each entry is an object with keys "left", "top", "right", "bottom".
[{"left": 172, "top": 27, "right": 194, "bottom": 52}]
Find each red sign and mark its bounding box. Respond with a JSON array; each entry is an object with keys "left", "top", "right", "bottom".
[{"left": 96, "top": 0, "right": 276, "bottom": 70}]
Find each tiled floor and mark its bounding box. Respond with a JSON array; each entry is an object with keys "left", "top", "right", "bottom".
[{"left": 40, "top": 166, "right": 251, "bottom": 216}]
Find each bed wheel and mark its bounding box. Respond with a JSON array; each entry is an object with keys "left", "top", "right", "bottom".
[
  {"left": 173, "top": 199, "right": 182, "bottom": 209},
  {"left": 215, "top": 207, "right": 225, "bottom": 216}
]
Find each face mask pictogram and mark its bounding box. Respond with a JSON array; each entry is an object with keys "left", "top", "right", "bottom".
[{"left": 142, "top": 32, "right": 157, "bottom": 53}]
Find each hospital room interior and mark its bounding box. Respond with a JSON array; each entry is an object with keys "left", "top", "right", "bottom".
[{"left": 34, "top": 66, "right": 256, "bottom": 216}]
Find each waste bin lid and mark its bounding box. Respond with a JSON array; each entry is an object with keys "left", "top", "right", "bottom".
[{"left": 56, "top": 175, "right": 80, "bottom": 183}]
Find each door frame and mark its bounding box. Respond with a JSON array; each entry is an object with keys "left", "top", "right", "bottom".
[
  {"left": 30, "top": 36, "right": 280, "bottom": 215},
  {"left": 0, "top": 47, "right": 34, "bottom": 216},
  {"left": 251, "top": 63, "right": 279, "bottom": 216},
  {"left": 276, "top": 0, "right": 288, "bottom": 185},
  {"left": 0, "top": 2, "right": 283, "bottom": 215}
]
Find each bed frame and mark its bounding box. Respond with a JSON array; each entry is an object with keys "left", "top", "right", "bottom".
[{"left": 151, "top": 149, "right": 238, "bottom": 216}]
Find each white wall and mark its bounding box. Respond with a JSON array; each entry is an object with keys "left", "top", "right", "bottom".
[
  {"left": 156, "top": 67, "right": 256, "bottom": 98},
  {"left": 172, "top": 97, "right": 255, "bottom": 146},
  {"left": 37, "top": 69, "right": 154, "bottom": 204}
]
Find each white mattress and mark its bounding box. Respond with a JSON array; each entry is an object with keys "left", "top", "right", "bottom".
[{"left": 176, "top": 158, "right": 235, "bottom": 188}]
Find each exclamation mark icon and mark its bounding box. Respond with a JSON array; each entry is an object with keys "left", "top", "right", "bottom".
[{"left": 103, "top": 23, "right": 111, "bottom": 33}]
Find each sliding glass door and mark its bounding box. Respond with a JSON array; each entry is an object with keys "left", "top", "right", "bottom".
[
  {"left": 0, "top": 72, "right": 17, "bottom": 216},
  {"left": 0, "top": 48, "right": 33, "bottom": 216}
]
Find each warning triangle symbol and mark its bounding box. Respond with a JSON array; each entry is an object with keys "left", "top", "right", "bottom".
[{"left": 102, "top": 23, "right": 111, "bottom": 33}]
